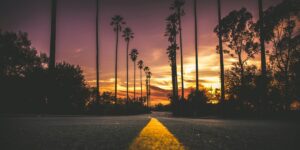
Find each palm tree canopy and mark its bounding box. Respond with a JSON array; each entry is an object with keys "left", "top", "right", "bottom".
[
  {"left": 137, "top": 60, "right": 144, "bottom": 69},
  {"left": 122, "top": 27, "right": 134, "bottom": 42},
  {"left": 110, "top": 15, "right": 125, "bottom": 31},
  {"left": 130, "top": 49, "right": 139, "bottom": 62},
  {"left": 147, "top": 71, "right": 152, "bottom": 79},
  {"left": 166, "top": 43, "right": 178, "bottom": 63},
  {"left": 170, "top": 0, "right": 185, "bottom": 10},
  {"left": 144, "top": 66, "right": 151, "bottom": 78},
  {"left": 144, "top": 66, "right": 149, "bottom": 73},
  {"left": 165, "top": 13, "right": 179, "bottom": 43}
]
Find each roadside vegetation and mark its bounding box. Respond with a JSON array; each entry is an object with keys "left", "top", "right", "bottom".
[{"left": 166, "top": 0, "right": 299, "bottom": 117}]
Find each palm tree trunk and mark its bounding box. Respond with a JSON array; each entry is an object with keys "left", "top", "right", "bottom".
[
  {"left": 49, "top": 0, "right": 57, "bottom": 70},
  {"left": 258, "top": 0, "right": 267, "bottom": 110},
  {"left": 217, "top": 0, "right": 225, "bottom": 102},
  {"left": 146, "top": 78, "right": 149, "bottom": 108},
  {"left": 178, "top": 8, "right": 184, "bottom": 100},
  {"left": 140, "top": 69, "right": 142, "bottom": 99},
  {"left": 174, "top": 44, "right": 179, "bottom": 101},
  {"left": 194, "top": 0, "right": 199, "bottom": 91},
  {"left": 96, "top": 0, "right": 100, "bottom": 101},
  {"left": 115, "top": 27, "right": 119, "bottom": 104},
  {"left": 171, "top": 61, "right": 176, "bottom": 100},
  {"left": 126, "top": 41, "right": 129, "bottom": 102},
  {"left": 258, "top": 0, "right": 267, "bottom": 78},
  {"left": 148, "top": 78, "right": 151, "bottom": 105},
  {"left": 134, "top": 61, "right": 136, "bottom": 101}
]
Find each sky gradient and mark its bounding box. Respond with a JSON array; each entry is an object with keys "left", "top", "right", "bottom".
[{"left": 0, "top": 0, "right": 283, "bottom": 105}]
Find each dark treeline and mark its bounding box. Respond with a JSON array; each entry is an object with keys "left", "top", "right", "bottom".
[
  {"left": 167, "top": 0, "right": 300, "bottom": 117},
  {"left": 0, "top": 30, "right": 149, "bottom": 115}
]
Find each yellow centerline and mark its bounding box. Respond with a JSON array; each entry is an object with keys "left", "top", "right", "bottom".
[{"left": 129, "top": 117, "right": 185, "bottom": 150}]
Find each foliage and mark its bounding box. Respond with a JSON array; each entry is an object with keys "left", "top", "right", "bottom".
[
  {"left": 259, "top": 0, "right": 300, "bottom": 109},
  {"left": 171, "top": 89, "right": 210, "bottom": 116},
  {"left": 130, "top": 49, "right": 138, "bottom": 62},
  {"left": 0, "top": 31, "right": 90, "bottom": 114},
  {"left": 110, "top": 15, "right": 125, "bottom": 32},
  {"left": 86, "top": 91, "right": 149, "bottom": 115},
  {"left": 165, "top": 13, "right": 179, "bottom": 104},
  {"left": 122, "top": 27, "right": 134, "bottom": 42},
  {"left": 47, "top": 62, "right": 89, "bottom": 114},
  {"left": 152, "top": 103, "right": 171, "bottom": 112}
]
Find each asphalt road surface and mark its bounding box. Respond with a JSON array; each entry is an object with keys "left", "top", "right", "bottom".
[{"left": 1, "top": 112, "right": 299, "bottom": 150}]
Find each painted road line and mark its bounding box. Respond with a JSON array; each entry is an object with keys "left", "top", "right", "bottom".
[{"left": 129, "top": 117, "right": 185, "bottom": 150}]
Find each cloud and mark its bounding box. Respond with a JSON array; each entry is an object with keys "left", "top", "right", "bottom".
[{"left": 75, "top": 48, "right": 83, "bottom": 53}]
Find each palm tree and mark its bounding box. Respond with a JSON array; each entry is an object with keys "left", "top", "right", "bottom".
[
  {"left": 165, "top": 13, "right": 179, "bottom": 102},
  {"left": 95, "top": 0, "right": 100, "bottom": 101},
  {"left": 130, "top": 49, "right": 139, "bottom": 101},
  {"left": 258, "top": 0, "right": 267, "bottom": 109},
  {"left": 122, "top": 27, "right": 134, "bottom": 101},
  {"left": 147, "top": 71, "right": 152, "bottom": 106},
  {"left": 137, "top": 60, "right": 144, "bottom": 100},
  {"left": 258, "top": 0, "right": 267, "bottom": 79},
  {"left": 194, "top": 0, "right": 199, "bottom": 91},
  {"left": 217, "top": 0, "right": 225, "bottom": 102},
  {"left": 171, "top": 0, "right": 185, "bottom": 99},
  {"left": 49, "top": 0, "right": 57, "bottom": 70},
  {"left": 110, "top": 15, "right": 124, "bottom": 103},
  {"left": 144, "top": 66, "right": 150, "bottom": 107}
]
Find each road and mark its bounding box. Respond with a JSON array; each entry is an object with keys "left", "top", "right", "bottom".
[{"left": 1, "top": 112, "right": 299, "bottom": 150}]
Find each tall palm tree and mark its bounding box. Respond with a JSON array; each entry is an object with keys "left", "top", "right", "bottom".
[
  {"left": 122, "top": 27, "right": 134, "bottom": 101},
  {"left": 130, "top": 49, "right": 139, "bottom": 101},
  {"left": 137, "top": 60, "right": 144, "bottom": 99},
  {"left": 144, "top": 66, "right": 150, "bottom": 107},
  {"left": 95, "top": 0, "right": 100, "bottom": 101},
  {"left": 147, "top": 71, "right": 152, "bottom": 106},
  {"left": 258, "top": 0, "right": 267, "bottom": 79},
  {"left": 171, "top": 0, "right": 185, "bottom": 99},
  {"left": 165, "top": 13, "right": 179, "bottom": 102},
  {"left": 49, "top": 0, "right": 57, "bottom": 70},
  {"left": 194, "top": 0, "right": 199, "bottom": 91},
  {"left": 217, "top": 0, "right": 225, "bottom": 102},
  {"left": 258, "top": 0, "right": 267, "bottom": 109},
  {"left": 110, "top": 15, "right": 124, "bottom": 103}
]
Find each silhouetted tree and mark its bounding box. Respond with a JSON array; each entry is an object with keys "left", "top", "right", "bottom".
[
  {"left": 48, "top": 62, "right": 89, "bottom": 114},
  {"left": 130, "top": 49, "right": 138, "bottom": 101},
  {"left": 216, "top": 0, "right": 225, "bottom": 102},
  {"left": 95, "top": 0, "right": 100, "bottom": 101},
  {"left": 257, "top": 0, "right": 267, "bottom": 110},
  {"left": 123, "top": 27, "right": 134, "bottom": 101},
  {"left": 144, "top": 66, "right": 150, "bottom": 107},
  {"left": 171, "top": 0, "right": 185, "bottom": 99},
  {"left": 194, "top": 0, "right": 199, "bottom": 91},
  {"left": 165, "top": 13, "right": 179, "bottom": 103},
  {"left": 0, "top": 31, "right": 48, "bottom": 113},
  {"left": 147, "top": 71, "right": 152, "bottom": 105},
  {"left": 214, "top": 8, "right": 259, "bottom": 100},
  {"left": 225, "top": 64, "right": 261, "bottom": 111},
  {"left": 144, "top": 67, "right": 152, "bottom": 107},
  {"left": 49, "top": 0, "right": 57, "bottom": 70},
  {"left": 259, "top": 0, "right": 300, "bottom": 110},
  {"left": 137, "top": 60, "right": 144, "bottom": 99},
  {"left": 110, "top": 15, "right": 125, "bottom": 103},
  {"left": 0, "top": 31, "right": 89, "bottom": 114},
  {"left": 187, "top": 89, "right": 209, "bottom": 116}
]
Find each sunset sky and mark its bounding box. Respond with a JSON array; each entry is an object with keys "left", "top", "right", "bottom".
[{"left": 0, "top": 0, "right": 283, "bottom": 105}]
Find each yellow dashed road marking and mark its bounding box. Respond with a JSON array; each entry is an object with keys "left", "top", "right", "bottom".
[{"left": 129, "top": 117, "right": 185, "bottom": 150}]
